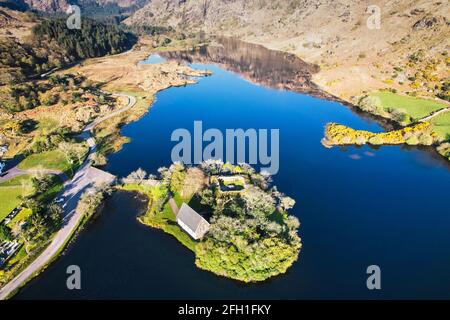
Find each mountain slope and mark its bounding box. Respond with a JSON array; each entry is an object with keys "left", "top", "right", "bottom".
[
  {"left": 24, "top": 0, "right": 70, "bottom": 13},
  {"left": 126, "top": 0, "right": 450, "bottom": 101},
  {"left": 0, "top": 7, "right": 137, "bottom": 86},
  {"left": 22, "top": 0, "right": 149, "bottom": 13}
]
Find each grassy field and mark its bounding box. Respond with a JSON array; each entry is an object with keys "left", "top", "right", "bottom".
[
  {"left": 0, "top": 175, "right": 34, "bottom": 222},
  {"left": 0, "top": 174, "right": 63, "bottom": 223},
  {"left": 17, "top": 144, "right": 88, "bottom": 175},
  {"left": 0, "top": 188, "right": 27, "bottom": 222},
  {"left": 430, "top": 111, "right": 450, "bottom": 141},
  {"left": 17, "top": 150, "right": 71, "bottom": 172},
  {"left": 369, "top": 91, "right": 448, "bottom": 119}
]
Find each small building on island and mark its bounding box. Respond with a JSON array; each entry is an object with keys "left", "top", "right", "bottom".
[{"left": 177, "top": 203, "right": 210, "bottom": 240}]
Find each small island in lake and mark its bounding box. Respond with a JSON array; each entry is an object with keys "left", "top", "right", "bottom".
[{"left": 121, "top": 161, "right": 301, "bottom": 283}]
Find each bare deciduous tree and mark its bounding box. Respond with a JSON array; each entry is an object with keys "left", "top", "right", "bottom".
[
  {"left": 279, "top": 196, "right": 296, "bottom": 211},
  {"left": 122, "top": 168, "right": 147, "bottom": 185},
  {"left": 181, "top": 167, "right": 207, "bottom": 198}
]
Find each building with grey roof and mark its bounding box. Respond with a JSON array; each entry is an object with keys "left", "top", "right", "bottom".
[{"left": 176, "top": 203, "right": 210, "bottom": 240}]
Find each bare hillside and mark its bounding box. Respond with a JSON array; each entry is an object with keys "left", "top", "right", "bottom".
[
  {"left": 22, "top": 0, "right": 149, "bottom": 13},
  {"left": 126, "top": 0, "right": 450, "bottom": 101}
]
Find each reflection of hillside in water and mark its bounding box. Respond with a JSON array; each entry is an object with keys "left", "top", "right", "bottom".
[{"left": 160, "top": 37, "right": 340, "bottom": 102}]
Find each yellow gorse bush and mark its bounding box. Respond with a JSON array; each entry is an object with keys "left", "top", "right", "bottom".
[{"left": 324, "top": 122, "right": 434, "bottom": 146}]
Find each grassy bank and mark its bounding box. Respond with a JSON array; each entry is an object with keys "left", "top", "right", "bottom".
[
  {"left": 120, "top": 184, "right": 197, "bottom": 252},
  {"left": 0, "top": 212, "right": 87, "bottom": 299},
  {"left": 326, "top": 90, "right": 450, "bottom": 160}
]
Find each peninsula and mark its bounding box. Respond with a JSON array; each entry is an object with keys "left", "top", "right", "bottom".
[{"left": 122, "top": 161, "right": 301, "bottom": 283}]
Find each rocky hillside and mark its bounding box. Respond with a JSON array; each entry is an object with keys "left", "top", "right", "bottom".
[
  {"left": 22, "top": 0, "right": 149, "bottom": 13},
  {"left": 0, "top": 5, "right": 36, "bottom": 40},
  {"left": 0, "top": 6, "right": 137, "bottom": 85},
  {"left": 96, "top": 0, "right": 148, "bottom": 7},
  {"left": 24, "top": 0, "right": 70, "bottom": 13},
  {"left": 126, "top": 0, "right": 450, "bottom": 101}
]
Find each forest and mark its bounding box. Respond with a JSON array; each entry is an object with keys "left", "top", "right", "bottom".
[
  {"left": 0, "top": 17, "right": 137, "bottom": 86},
  {"left": 32, "top": 18, "right": 137, "bottom": 61}
]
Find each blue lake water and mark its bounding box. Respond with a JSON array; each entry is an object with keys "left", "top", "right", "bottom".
[
  {"left": 139, "top": 53, "right": 166, "bottom": 65},
  {"left": 15, "top": 51, "right": 450, "bottom": 299}
]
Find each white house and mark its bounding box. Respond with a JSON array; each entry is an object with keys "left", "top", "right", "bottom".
[{"left": 176, "top": 203, "right": 210, "bottom": 240}]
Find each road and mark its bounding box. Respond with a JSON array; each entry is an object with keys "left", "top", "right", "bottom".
[
  {"left": 0, "top": 167, "right": 69, "bottom": 183},
  {"left": 0, "top": 93, "right": 136, "bottom": 300}
]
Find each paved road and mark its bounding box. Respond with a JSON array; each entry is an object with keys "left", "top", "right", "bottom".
[
  {"left": 0, "top": 167, "right": 69, "bottom": 183},
  {"left": 0, "top": 93, "right": 136, "bottom": 300}
]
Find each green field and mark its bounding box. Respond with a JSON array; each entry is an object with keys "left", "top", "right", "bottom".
[
  {"left": 0, "top": 175, "right": 34, "bottom": 222},
  {"left": 173, "top": 192, "right": 188, "bottom": 207},
  {"left": 0, "top": 175, "right": 32, "bottom": 187},
  {"left": 17, "top": 150, "right": 71, "bottom": 172},
  {"left": 0, "top": 174, "right": 63, "bottom": 223},
  {"left": 430, "top": 111, "right": 450, "bottom": 141},
  {"left": 154, "top": 202, "right": 197, "bottom": 252},
  {"left": 370, "top": 91, "right": 448, "bottom": 119},
  {"left": 0, "top": 188, "right": 26, "bottom": 222}
]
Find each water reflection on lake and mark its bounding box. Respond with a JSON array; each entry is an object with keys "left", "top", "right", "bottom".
[{"left": 140, "top": 53, "right": 166, "bottom": 65}]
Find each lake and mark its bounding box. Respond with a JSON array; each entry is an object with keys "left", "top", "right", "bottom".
[{"left": 16, "top": 39, "right": 450, "bottom": 299}]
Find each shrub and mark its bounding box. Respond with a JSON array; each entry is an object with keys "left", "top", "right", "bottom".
[
  {"left": 437, "top": 143, "right": 450, "bottom": 159},
  {"left": 122, "top": 168, "right": 147, "bottom": 185},
  {"left": 406, "top": 135, "right": 420, "bottom": 145},
  {"left": 418, "top": 134, "right": 434, "bottom": 145},
  {"left": 355, "top": 136, "right": 367, "bottom": 145},
  {"left": 91, "top": 153, "right": 107, "bottom": 166},
  {"left": 368, "top": 135, "right": 384, "bottom": 145},
  {"left": 358, "top": 95, "right": 381, "bottom": 113},
  {"left": 325, "top": 122, "right": 431, "bottom": 146},
  {"left": 389, "top": 108, "right": 411, "bottom": 124}
]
